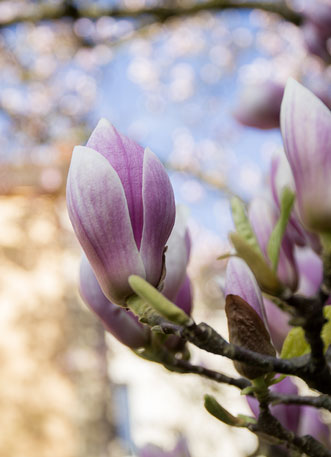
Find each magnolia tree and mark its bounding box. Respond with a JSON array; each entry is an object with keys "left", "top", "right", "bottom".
[{"left": 66, "top": 77, "right": 331, "bottom": 457}]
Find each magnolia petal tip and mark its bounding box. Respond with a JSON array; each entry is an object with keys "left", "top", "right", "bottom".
[{"left": 95, "top": 117, "right": 112, "bottom": 129}]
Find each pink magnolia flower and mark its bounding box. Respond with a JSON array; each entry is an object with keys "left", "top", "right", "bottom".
[
  {"left": 264, "top": 298, "right": 291, "bottom": 353},
  {"left": 296, "top": 247, "right": 323, "bottom": 296},
  {"left": 298, "top": 406, "right": 331, "bottom": 448},
  {"left": 302, "top": 0, "right": 331, "bottom": 35},
  {"left": 280, "top": 79, "right": 331, "bottom": 233},
  {"left": 302, "top": 21, "right": 330, "bottom": 61},
  {"left": 162, "top": 206, "right": 191, "bottom": 302},
  {"left": 79, "top": 255, "right": 150, "bottom": 349},
  {"left": 225, "top": 256, "right": 266, "bottom": 322},
  {"left": 233, "top": 81, "right": 284, "bottom": 130},
  {"left": 79, "top": 205, "right": 193, "bottom": 350},
  {"left": 67, "top": 119, "right": 175, "bottom": 305},
  {"left": 248, "top": 377, "right": 331, "bottom": 448},
  {"left": 225, "top": 257, "right": 275, "bottom": 378},
  {"left": 173, "top": 274, "right": 192, "bottom": 316},
  {"left": 301, "top": 0, "right": 331, "bottom": 61}
]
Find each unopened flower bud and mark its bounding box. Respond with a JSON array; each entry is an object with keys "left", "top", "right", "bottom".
[
  {"left": 302, "top": 21, "right": 330, "bottom": 61},
  {"left": 79, "top": 255, "right": 150, "bottom": 348},
  {"left": 233, "top": 81, "right": 284, "bottom": 130},
  {"left": 174, "top": 274, "right": 193, "bottom": 316},
  {"left": 281, "top": 79, "right": 331, "bottom": 233},
  {"left": 296, "top": 247, "right": 323, "bottom": 296},
  {"left": 162, "top": 206, "right": 191, "bottom": 302},
  {"left": 302, "top": 0, "right": 331, "bottom": 35},
  {"left": 264, "top": 298, "right": 291, "bottom": 353},
  {"left": 225, "top": 257, "right": 276, "bottom": 379},
  {"left": 301, "top": 0, "right": 331, "bottom": 61},
  {"left": 67, "top": 119, "right": 175, "bottom": 305}
]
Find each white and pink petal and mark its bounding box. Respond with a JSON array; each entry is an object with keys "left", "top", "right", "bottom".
[{"left": 67, "top": 145, "right": 145, "bottom": 304}]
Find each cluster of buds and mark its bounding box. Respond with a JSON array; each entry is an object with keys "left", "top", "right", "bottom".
[
  {"left": 227, "top": 78, "right": 331, "bottom": 355},
  {"left": 224, "top": 247, "right": 325, "bottom": 355},
  {"left": 67, "top": 119, "right": 192, "bottom": 351},
  {"left": 66, "top": 77, "right": 331, "bottom": 454}
]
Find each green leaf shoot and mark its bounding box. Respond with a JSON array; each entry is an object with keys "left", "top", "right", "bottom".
[
  {"left": 267, "top": 187, "right": 295, "bottom": 271},
  {"left": 128, "top": 275, "right": 192, "bottom": 326}
]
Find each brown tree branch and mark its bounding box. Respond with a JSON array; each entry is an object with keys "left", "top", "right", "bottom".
[
  {"left": 164, "top": 356, "right": 331, "bottom": 412},
  {"left": 268, "top": 392, "right": 331, "bottom": 412},
  {"left": 284, "top": 292, "right": 330, "bottom": 392},
  {"left": 156, "top": 319, "right": 331, "bottom": 394},
  {"left": 0, "top": 0, "right": 303, "bottom": 29},
  {"left": 250, "top": 405, "right": 331, "bottom": 457},
  {"left": 165, "top": 357, "right": 250, "bottom": 388}
]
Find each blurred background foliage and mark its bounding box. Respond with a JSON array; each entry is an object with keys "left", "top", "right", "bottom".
[{"left": 0, "top": 1, "right": 330, "bottom": 456}]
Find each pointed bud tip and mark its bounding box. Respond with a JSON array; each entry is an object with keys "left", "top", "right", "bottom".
[{"left": 96, "top": 117, "right": 112, "bottom": 129}]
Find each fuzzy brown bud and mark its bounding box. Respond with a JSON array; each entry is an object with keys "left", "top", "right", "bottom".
[{"left": 225, "top": 294, "right": 276, "bottom": 379}]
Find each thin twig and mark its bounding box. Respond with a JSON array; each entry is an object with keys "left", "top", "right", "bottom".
[
  {"left": 166, "top": 357, "right": 331, "bottom": 412},
  {"left": 165, "top": 357, "right": 250, "bottom": 389},
  {"left": 158, "top": 320, "right": 331, "bottom": 394},
  {"left": 269, "top": 393, "right": 331, "bottom": 412},
  {"left": 250, "top": 406, "right": 331, "bottom": 457}
]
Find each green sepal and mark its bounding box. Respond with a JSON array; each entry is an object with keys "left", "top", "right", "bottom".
[
  {"left": 126, "top": 294, "right": 157, "bottom": 324},
  {"left": 230, "top": 232, "right": 283, "bottom": 295},
  {"left": 204, "top": 394, "right": 246, "bottom": 427},
  {"left": 128, "top": 275, "right": 192, "bottom": 326},
  {"left": 267, "top": 374, "right": 286, "bottom": 386},
  {"left": 231, "top": 197, "right": 261, "bottom": 254},
  {"left": 241, "top": 386, "right": 255, "bottom": 396},
  {"left": 133, "top": 346, "right": 166, "bottom": 364},
  {"left": 133, "top": 331, "right": 190, "bottom": 367},
  {"left": 241, "top": 374, "right": 277, "bottom": 395},
  {"left": 267, "top": 187, "right": 295, "bottom": 271},
  {"left": 237, "top": 414, "right": 257, "bottom": 425}
]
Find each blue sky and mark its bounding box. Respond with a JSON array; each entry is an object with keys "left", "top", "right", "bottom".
[{"left": 90, "top": 9, "right": 283, "bottom": 236}]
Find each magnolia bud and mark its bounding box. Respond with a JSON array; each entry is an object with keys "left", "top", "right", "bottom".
[
  {"left": 225, "top": 258, "right": 276, "bottom": 379},
  {"left": 233, "top": 81, "right": 284, "bottom": 130},
  {"left": 281, "top": 79, "right": 331, "bottom": 233},
  {"left": 67, "top": 119, "right": 175, "bottom": 305},
  {"left": 79, "top": 256, "right": 150, "bottom": 348}
]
